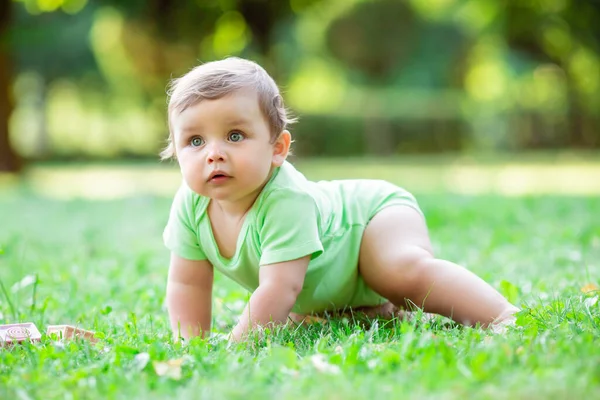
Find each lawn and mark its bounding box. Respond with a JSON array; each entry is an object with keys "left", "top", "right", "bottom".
[{"left": 0, "top": 161, "right": 599, "bottom": 399}]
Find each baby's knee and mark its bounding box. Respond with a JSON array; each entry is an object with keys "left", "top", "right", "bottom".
[
  {"left": 395, "top": 244, "right": 434, "bottom": 272},
  {"left": 395, "top": 249, "right": 436, "bottom": 294}
]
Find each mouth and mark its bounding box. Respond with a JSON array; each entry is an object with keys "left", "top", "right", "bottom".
[{"left": 207, "top": 171, "right": 232, "bottom": 182}]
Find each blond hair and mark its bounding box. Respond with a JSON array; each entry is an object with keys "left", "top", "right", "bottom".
[{"left": 161, "top": 57, "right": 296, "bottom": 159}]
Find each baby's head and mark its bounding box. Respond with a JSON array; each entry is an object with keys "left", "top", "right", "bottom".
[{"left": 162, "top": 57, "right": 296, "bottom": 159}]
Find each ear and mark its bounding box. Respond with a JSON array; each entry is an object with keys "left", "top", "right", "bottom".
[{"left": 271, "top": 130, "right": 291, "bottom": 167}]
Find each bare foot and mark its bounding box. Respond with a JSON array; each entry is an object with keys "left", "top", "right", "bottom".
[{"left": 489, "top": 306, "right": 520, "bottom": 334}]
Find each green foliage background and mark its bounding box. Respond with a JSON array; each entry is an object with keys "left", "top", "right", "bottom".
[{"left": 4, "top": 0, "right": 600, "bottom": 161}]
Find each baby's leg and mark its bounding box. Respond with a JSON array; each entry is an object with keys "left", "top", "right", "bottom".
[{"left": 358, "top": 205, "right": 519, "bottom": 328}]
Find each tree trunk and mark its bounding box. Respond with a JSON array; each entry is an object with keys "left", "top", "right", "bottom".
[{"left": 0, "top": 0, "right": 20, "bottom": 172}]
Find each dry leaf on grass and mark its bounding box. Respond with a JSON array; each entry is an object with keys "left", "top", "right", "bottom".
[
  {"left": 581, "top": 283, "right": 599, "bottom": 294},
  {"left": 152, "top": 358, "right": 185, "bottom": 380}
]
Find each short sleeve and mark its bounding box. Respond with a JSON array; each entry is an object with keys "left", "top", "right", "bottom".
[
  {"left": 163, "top": 184, "right": 208, "bottom": 261},
  {"left": 258, "top": 189, "right": 323, "bottom": 266}
]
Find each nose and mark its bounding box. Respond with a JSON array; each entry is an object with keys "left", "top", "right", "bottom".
[{"left": 206, "top": 142, "right": 225, "bottom": 164}]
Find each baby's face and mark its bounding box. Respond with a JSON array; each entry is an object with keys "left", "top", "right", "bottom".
[{"left": 171, "top": 89, "right": 283, "bottom": 205}]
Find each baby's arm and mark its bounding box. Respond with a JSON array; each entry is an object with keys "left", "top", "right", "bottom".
[
  {"left": 166, "top": 253, "right": 214, "bottom": 341},
  {"left": 230, "top": 255, "right": 310, "bottom": 342}
]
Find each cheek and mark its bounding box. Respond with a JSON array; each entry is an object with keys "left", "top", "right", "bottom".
[
  {"left": 237, "top": 153, "right": 271, "bottom": 172},
  {"left": 178, "top": 154, "right": 203, "bottom": 176}
]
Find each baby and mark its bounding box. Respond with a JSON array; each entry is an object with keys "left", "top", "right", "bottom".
[{"left": 162, "top": 57, "right": 519, "bottom": 342}]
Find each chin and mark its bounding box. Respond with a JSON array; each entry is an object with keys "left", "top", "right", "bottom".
[
  {"left": 206, "top": 188, "right": 237, "bottom": 201},
  {"left": 209, "top": 193, "right": 232, "bottom": 201},
  {"left": 185, "top": 183, "right": 210, "bottom": 197}
]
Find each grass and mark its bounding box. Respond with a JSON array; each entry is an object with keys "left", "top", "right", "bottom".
[{"left": 1, "top": 162, "right": 600, "bottom": 399}]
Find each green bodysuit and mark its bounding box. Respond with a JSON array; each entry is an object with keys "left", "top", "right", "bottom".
[{"left": 163, "top": 161, "right": 423, "bottom": 314}]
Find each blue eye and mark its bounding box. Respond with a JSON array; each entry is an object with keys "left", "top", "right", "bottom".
[
  {"left": 190, "top": 137, "right": 204, "bottom": 147},
  {"left": 228, "top": 132, "right": 245, "bottom": 142}
]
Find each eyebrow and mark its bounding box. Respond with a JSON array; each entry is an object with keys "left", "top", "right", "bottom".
[
  {"left": 180, "top": 118, "right": 251, "bottom": 132},
  {"left": 180, "top": 126, "right": 202, "bottom": 133},
  {"left": 224, "top": 118, "right": 251, "bottom": 126}
]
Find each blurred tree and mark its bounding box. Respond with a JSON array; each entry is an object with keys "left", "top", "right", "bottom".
[
  {"left": 326, "top": 0, "right": 418, "bottom": 155},
  {"left": 11, "top": 4, "right": 98, "bottom": 158},
  {"left": 3, "top": 0, "right": 599, "bottom": 161},
  {"left": 327, "top": 0, "right": 417, "bottom": 82},
  {"left": 0, "top": 0, "right": 20, "bottom": 172},
  {"left": 2, "top": 0, "right": 324, "bottom": 164},
  {"left": 111, "top": 0, "right": 322, "bottom": 92},
  {"left": 326, "top": 0, "right": 467, "bottom": 155},
  {"left": 506, "top": 0, "right": 600, "bottom": 149},
  {"left": 238, "top": 0, "right": 321, "bottom": 72}
]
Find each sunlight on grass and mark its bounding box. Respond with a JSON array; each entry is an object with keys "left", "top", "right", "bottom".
[
  {"left": 21, "top": 166, "right": 182, "bottom": 200},
  {"left": 1, "top": 158, "right": 599, "bottom": 199}
]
